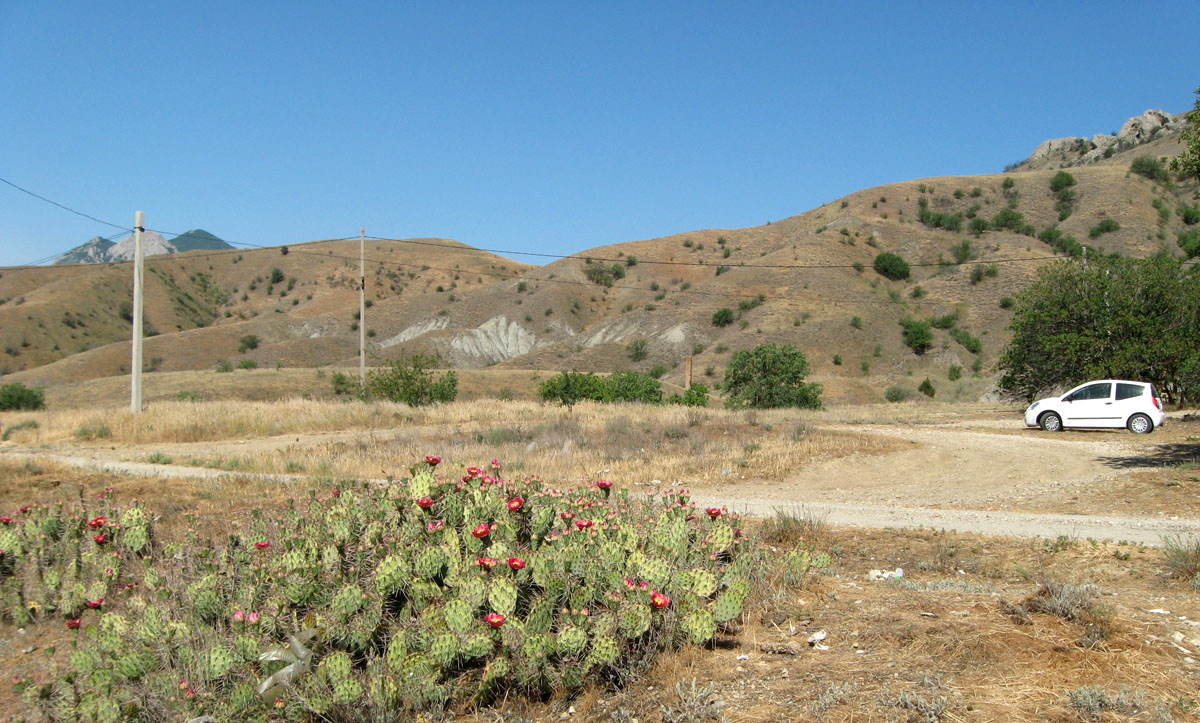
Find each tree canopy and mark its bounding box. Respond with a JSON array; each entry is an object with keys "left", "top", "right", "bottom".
[
  {"left": 722, "top": 343, "right": 822, "bottom": 409},
  {"left": 998, "top": 255, "right": 1200, "bottom": 404},
  {"left": 1171, "top": 85, "right": 1200, "bottom": 180}
]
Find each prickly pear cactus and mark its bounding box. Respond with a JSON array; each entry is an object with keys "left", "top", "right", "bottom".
[
  {"left": 681, "top": 608, "right": 717, "bottom": 644},
  {"left": 713, "top": 588, "right": 745, "bottom": 623}
]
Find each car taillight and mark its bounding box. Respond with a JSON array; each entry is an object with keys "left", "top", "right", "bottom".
[{"left": 1153, "top": 395, "right": 1161, "bottom": 410}]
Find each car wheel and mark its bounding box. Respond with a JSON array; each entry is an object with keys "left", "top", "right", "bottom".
[
  {"left": 1039, "top": 411, "right": 1063, "bottom": 432},
  {"left": 1127, "top": 413, "right": 1154, "bottom": 434}
]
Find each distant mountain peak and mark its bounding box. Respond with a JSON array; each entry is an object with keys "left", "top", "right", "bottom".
[{"left": 54, "top": 228, "right": 231, "bottom": 264}]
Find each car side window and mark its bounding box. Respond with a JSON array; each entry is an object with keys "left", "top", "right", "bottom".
[
  {"left": 1076, "top": 383, "right": 1111, "bottom": 401},
  {"left": 1116, "top": 383, "right": 1144, "bottom": 400}
]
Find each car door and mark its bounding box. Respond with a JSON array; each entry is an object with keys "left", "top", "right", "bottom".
[
  {"left": 1060, "top": 382, "right": 1115, "bottom": 427},
  {"left": 1112, "top": 382, "right": 1148, "bottom": 425}
]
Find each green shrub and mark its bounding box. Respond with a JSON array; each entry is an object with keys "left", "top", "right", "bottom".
[
  {"left": 917, "top": 378, "right": 935, "bottom": 397},
  {"left": 538, "top": 370, "right": 610, "bottom": 406},
  {"left": 1002, "top": 177, "right": 1015, "bottom": 189},
  {"left": 722, "top": 344, "right": 822, "bottom": 409},
  {"left": 365, "top": 353, "right": 457, "bottom": 406},
  {"left": 1088, "top": 219, "right": 1120, "bottom": 239},
  {"left": 1178, "top": 229, "right": 1200, "bottom": 258},
  {"left": 951, "top": 239, "right": 974, "bottom": 264},
  {"left": 990, "top": 208, "right": 1025, "bottom": 231},
  {"left": 1049, "top": 171, "right": 1076, "bottom": 193},
  {"left": 832, "top": 355, "right": 842, "bottom": 365},
  {"left": 214, "top": 359, "right": 234, "bottom": 373},
  {"left": 948, "top": 365, "right": 962, "bottom": 381},
  {"left": 627, "top": 338, "right": 649, "bottom": 362},
  {"left": 1179, "top": 205, "right": 1200, "bottom": 225},
  {"left": 850, "top": 316, "right": 863, "bottom": 329},
  {"left": 873, "top": 252, "right": 911, "bottom": 281},
  {"left": 269, "top": 267, "right": 285, "bottom": 284},
  {"left": 916, "top": 198, "right": 963, "bottom": 232},
  {"left": 331, "top": 371, "right": 359, "bottom": 396},
  {"left": 607, "top": 370, "right": 663, "bottom": 404},
  {"left": 0, "top": 382, "right": 44, "bottom": 410},
  {"left": 668, "top": 383, "right": 709, "bottom": 407},
  {"left": 885, "top": 386, "right": 911, "bottom": 402},
  {"left": 583, "top": 259, "right": 626, "bottom": 287},
  {"left": 237, "top": 358, "right": 258, "bottom": 370},
  {"left": 712, "top": 307, "right": 735, "bottom": 327},
  {"left": 949, "top": 328, "right": 982, "bottom": 354},
  {"left": 899, "top": 319, "right": 933, "bottom": 355},
  {"left": 238, "top": 334, "right": 260, "bottom": 353},
  {"left": 909, "top": 286, "right": 925, "bottom": 299},
  {"left": 930, "top": 313, "right": 957, "bottom": 329},
  {"left": 1130, "top": 155, "right": 1169, "bottom": 182},
  {"left": 999, "top": 296, "right": 1015, "bottom": 309}
]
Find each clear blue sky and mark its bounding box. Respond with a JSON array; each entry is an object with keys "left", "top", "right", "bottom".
[{"left": 2, "top": 2, "right": 1198, "bottom": 267}]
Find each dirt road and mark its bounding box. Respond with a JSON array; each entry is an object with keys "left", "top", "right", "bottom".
[{"left": 6, "top": 417, "right": 1198, "bottom": 546}]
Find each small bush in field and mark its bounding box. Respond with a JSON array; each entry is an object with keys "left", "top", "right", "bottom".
[{"left": 0, "top": 382, "right": 44, "bottom": 410}]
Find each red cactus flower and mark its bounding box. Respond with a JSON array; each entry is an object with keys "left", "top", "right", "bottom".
[
  {"left": 254, "top": 541, "right": 271, "bottom": 550},
  {"left": 0, "top": 517, "right": 11, "bottom": 524},
  {"left": 471, "top": 522, "right": 491, "bottom": 538},
  {"left": 233, "top": 609, "right": 245, "bottom": 623},
  {"left": 19, "top": 506, "right": 30, "bottom": 513},
  {"left": 477, "top": 556, "right": 498, "bottom": 570},
  {"left": 427, "top": 520, "right": 445, "bottom": 532},
  {"left": 88, "top": 516, "right": 107, "bottom": 528},
  {"left": 416, "top": 497, "right": 434, "bottom": 509},
  {"left": 507, "top": 556, "right": 526, "bottom": 570},
  {"left": 93, "top": 534, "right": 108, "bottom": 545},
  {"left": 574, "top": 519, "right": 594, "bottom": 530},
  {"left": 559, "top": 510, "right": 575, "bottom": 521},
  {"left": 481, "top": 474, "right": 496, "bottom": 486},
  {"left": 650, "top": 591, "right": 670, "bottom": 608},
  {"left": 66, "top": 618, "right": 82, "bottom": 629},
  {"left": 466, "top": 466, "right": 483, "bottom": 479},
  {"left": 425, "top": 455, "right": 441, "bottom": 466},
  {"left": 85, "top": 599, "right": 103, "bottom": 609},
  {"left": 490, "top": 458, "right": 501, "bottom": 470},
  {"left": 247, "top": 611, "right": 260, "bottom": 625},
  {"left": 484, "top": 612, "right": 506, "bottom": 628},
  {"left": 331, "top": 489, "right": 341, "bottom": 497},
  {"left": 507, "top": 496, "right": 524, "bottom": 512},
  {"left": 706, "top": 507, "right": 723, "bottom": 519},
  {"left": 595, "top": 479, "right": 613, "bottom": 491}
]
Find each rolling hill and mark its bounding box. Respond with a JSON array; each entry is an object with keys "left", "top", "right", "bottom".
[{"left": 2, "top": 108, "right": 1195, "bottom": 406}]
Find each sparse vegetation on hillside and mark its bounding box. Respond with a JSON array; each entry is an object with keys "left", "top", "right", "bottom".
[
  {"left": 1171, "top": 85, "right": 1200, "bottom": 179},
  {"left": 899, "top": 319, "right": 933, "bottom": 355},
  {"left": 1130, "top": 155, "right": 1170, "bottom": 183}
]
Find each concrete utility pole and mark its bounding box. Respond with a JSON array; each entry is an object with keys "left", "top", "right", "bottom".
[
  {"left": 131, "top": 211, "right": 145, "bottom": 413},
  {"left": 359, "top": 227, "right": 366, "bottom": 386}
]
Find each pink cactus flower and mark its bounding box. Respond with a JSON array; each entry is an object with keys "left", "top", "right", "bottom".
[
  {"left": 706, "top": 508, "right": 723, "bottom": 519},
  {"left": 507, "top": 556, "right": 526, "bottom": 570},
  {"left": 0, "top": 517, "right": 12, "bottom": 525},
  {"left": 595, "top": 479, "right": 613, "bottom": 491},
  {"left": 254, "top": 541, "right": 271, "bottom": 550},
  {"left": 416, "top": 497, "right": 434, "bottom": 509},
  {"left": 93, "top": 534, "right": 108, "bottom": 545},
  {"left": 507, "top": 496, "right": 524, "bottom": 512},
  {"left": 425, "top": 455, "right": 441, "bottom": 466},
  {"left": 574, "top": 519, "right": 594, "bottom": 530},
  {"left": 484, "top": 612, "right": 506, "bottom": 628},
  {"left": 88, "top": 516, "right": 106, "bottom": 528},
  {"left": 66, "top": 618, "right": 81, "bottom": 629},
  {"left": 427, "top": 520, "right": 445, "bottom": 532},
  {"left": 650, "top": 591, "right": 670, "bottom": 608},
  {"left": 466, "top": 467, "right": 483, "bottom": 479},
  {"left": 477, "top": 556, "right": 498, "bottom": 570},
  {"left": 490, "top": 458, "right": 501, "bottom": 470},
  {"left": 247, "top": 611, "right": 260, "bottom": 625},
  {"left": 233, "top": 609, "right": 245, "bottom": 623},
  {"left": 85, "top": 599, "right": 103, "bottom": 609},
  {"left": 471, "top": 522, "right": 491, "bottom": 538}
]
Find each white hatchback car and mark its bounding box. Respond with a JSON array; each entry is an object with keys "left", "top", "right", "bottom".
[{"left": 1023, "top": 380, "right": 1164, "bottom": 434}]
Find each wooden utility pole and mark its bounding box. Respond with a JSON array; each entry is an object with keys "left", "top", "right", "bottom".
[
  {"left": 685, "top": 355, "right": 693, "bottom": 388},
  {"left": 131, "top": 211, "right": 144, "bottom": 413},
  {"left": 359, "top": 227, "right": 366, "bottom": 386}
]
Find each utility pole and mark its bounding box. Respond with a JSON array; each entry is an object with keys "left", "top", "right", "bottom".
[
  {"left": 359, "top": 227, "right": 366, "bottom": 387},
  {"left": 131, "top": 211, "right": 144, "bottom": 413}
]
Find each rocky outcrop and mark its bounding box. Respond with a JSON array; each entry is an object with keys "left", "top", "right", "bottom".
[
  {"left": 54, "top": 229, "right": 230, "bottom": 264},
  {"left": 447, "top": 316, "right": 539, "bottom": 366},
  {"left": 1020, "top": 109, "right": 1182, "bottom": 169}
]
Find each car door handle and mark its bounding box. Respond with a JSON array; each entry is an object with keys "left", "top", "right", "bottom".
[{"left": 1105, "top": 402, "right": 1112, "bottom": 405}]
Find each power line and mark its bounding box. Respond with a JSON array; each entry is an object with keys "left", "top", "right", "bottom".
[{"left": 0, "top": 176, "right": 130, "bottom": 231}]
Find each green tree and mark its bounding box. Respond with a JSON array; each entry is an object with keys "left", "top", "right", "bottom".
[
  {"left": 873, "top": 252, "right": 910, "bottom": 281},
  {"left": 1049, "top": 171, "right": 1076, "bottom": 193},
  {"left": 238, "top": 334, "right": 260, "bottom": 353},
  {"left": 721, "top": 343, "right": 822, "bottom": 410},
  {"left": 364, "top": 353, "right": 457, "bottom": 406},
  {"left": 1173, "top": 85, "right": 1200, "bottom": 179},
  {"left": 538, "top": 370, "right": 610, "bottom": 407},
  {"left": 667, "top": 383, "right": 709, "bottom": 407},
  {"left": 606, "top": 370, "right": 663, "bottom": 404},
  {"left": 626, "top": 338, "right": 649, "bottom": 362},
  {"left": 998, "top": 255, "right": 1200, "bottom": 403}
]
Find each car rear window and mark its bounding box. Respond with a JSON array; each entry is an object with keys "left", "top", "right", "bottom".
[{"left": 1116, "top": 383, "right": 1145, "bottom": 400}]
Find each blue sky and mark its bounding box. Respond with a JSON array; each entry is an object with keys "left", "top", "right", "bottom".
[{"left": 2, "top": 2, "right": 1198, "bottom": 267}]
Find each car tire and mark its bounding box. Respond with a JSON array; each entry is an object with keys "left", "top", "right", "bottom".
[
  {"left": 1039, "top": 411, "right": 1063, "bottom": 432},
  {"left": 1127, "top": 413, "right": 1154, "bottom": 434}
]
